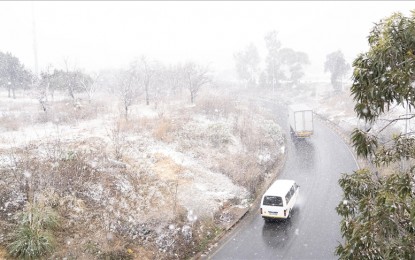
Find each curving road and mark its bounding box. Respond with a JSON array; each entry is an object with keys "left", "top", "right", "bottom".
[{"left": 208, "top": 102, "right": 358, "bottom": 260}]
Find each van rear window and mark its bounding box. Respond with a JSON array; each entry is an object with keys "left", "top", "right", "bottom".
[{"left": 263, "top": 196, "right": 283, "bottom": 206}]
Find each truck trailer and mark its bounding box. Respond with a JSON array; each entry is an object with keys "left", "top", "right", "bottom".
[{"left": 288, "top": 104, "right": 314, "bottom": 138}]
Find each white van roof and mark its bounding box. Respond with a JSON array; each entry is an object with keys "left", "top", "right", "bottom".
[
  {"left": 288, "top": 104, "right": 312, "bottom": 111},
  {"left": 263, "top": 179, "right": 295, "bottom": 197}
]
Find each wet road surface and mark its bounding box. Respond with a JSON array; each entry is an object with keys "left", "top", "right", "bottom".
[{"left": 209, "top": 102, "right": 358, "bottom": 260}]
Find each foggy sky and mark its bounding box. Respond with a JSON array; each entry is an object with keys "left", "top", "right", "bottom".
[{"left": 1, "top": 1, "right": 414, "bottom": 80}]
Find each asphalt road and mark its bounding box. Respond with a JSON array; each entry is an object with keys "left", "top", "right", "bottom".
[{"left": 209, "top": 102, "right": 359, "bottom": 260}]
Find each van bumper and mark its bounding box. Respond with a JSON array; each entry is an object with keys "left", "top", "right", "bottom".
[
  {"left": 261, "top": 215, "right": 287, "bottom": 220},
  {"left": 295, "top": 131, "right": 313, "bottom": 138}
]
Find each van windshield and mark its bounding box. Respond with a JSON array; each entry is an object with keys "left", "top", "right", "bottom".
[{"left": 263, "top": 196, "right": 283, "bottom": 206}]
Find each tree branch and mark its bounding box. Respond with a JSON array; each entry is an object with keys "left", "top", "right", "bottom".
[{"left": 376, "top": 114, "right": 415, "bottom": 133}]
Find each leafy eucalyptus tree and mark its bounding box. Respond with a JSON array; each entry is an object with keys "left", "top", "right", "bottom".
[
  {"left": 324, "top": 50, "right": 350, "bottom": 92},
  {"left": 234, "top": 43, "right": 260, "bottom": 88},
  {"left": 336, "top": 11, "right": 415, "bottom": 259},
  {"left": 263, "top": 31, "right": 309, "bottom": 89},
  {"left": 278, "top": 48, "right": 310, "bottom": 86},
  {"left": 0, "top": 51, "right": 33, "bottom": 98},
  {"left": 264, "top": 30, "right": 282, "bottom": 91}
]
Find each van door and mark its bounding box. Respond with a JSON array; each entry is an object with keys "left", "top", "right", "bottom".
[
  {"left": 261, "top": 196, "right": 285, "bottom": 218},
  {"left": 285, "top": 184, "right": 299, "bottom": 216}
]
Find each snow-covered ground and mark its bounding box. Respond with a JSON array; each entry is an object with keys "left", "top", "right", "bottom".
[{"left": 0, "top": 88, "right": 284, "bottom": 259}]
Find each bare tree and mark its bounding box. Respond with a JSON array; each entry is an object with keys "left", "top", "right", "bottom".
[
  {"left": 59, "top": 59, "right": 93, "bottom": 104},
  {"left": 117, "top": 63, "right": 140, "bottom": 120},
  {"left": 38, "top": 66, "right": 53, "bottom": 115},
  {"left": 137, "top": 56, "right": 156, "bottom": 106},
  {"left": 79, "top": 71, "right": 100, "bottom": 104},
  {"left": 165, "top": 64, "right": 185, "bottom": 97},
  {"left": 150, "top": 63, "right": 169, "bottom": 110},
  {"left": 183, "top": 62, "right": 210, "bottom": 103},
  {"left": 63, "top": 58, "right": 77, "bottom": 101}
]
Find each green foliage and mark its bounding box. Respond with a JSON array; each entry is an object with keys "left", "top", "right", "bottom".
[
  {"left": 338, "top": 10, "right": 415, "bottom": 260},
  {"left": 351, "top": 128, "right": 378, "bottom": 159},
  {"left": 350, "top": 11, "right": 415, "bottom": 158},
  {"left": 374, "top": 135, "right": 415, "bottom": 166},
  {"left": 7, "top": 203, "right": 59, "bottom": 259},
  {"left": 351, "top": 12, "right": 415, "bottom": 124},
  {"left": 336, "top": 169, "right": 415, "bottom": 259}
]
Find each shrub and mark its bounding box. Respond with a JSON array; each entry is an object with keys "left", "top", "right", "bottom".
[
  {"left": 7, "top": 203, "right": 59, "bottom": 259},
  {"left": 207, "top": 123, "right": 232, "bottom": 146},
  {"left": 196, "top": 94, "right": 235, "bottom": 119}
]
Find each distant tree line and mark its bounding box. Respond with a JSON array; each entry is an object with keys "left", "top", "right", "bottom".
[
  {"left": 0, "top": 51, "right": 212, "bottom": 120},
  {"left": 234, "top": 31, "right": 351, "bottom": 92},
  {"left": 233, "top": 31, "right": 310, "bottom": 91}
]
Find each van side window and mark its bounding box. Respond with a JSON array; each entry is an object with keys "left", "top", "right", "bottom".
[
  {"left": 263, "top": 196, "right": 283, "bottom": 206},
  {"left": 285, "top": 191, "right": 292, "bottom": 204},
  {"left": 285, "top": 185, "right": 295, "bottom": 204}
]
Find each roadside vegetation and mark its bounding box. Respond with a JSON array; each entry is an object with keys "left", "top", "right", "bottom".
[{"left": 0, "top": 69, "right": 284, "bottom": 259}]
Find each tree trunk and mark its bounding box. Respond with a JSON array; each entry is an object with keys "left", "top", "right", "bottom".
[
  {"left": 145, "top": 84, "right": 149, "bottom": 105},
  {"left": 124, "top": 106, "right": 129, "bottom": 120},
  {"left": 45, "top": 82, "right": 49, "bottom": 102}
]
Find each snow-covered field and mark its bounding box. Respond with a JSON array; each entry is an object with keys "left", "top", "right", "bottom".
[{"left": 0, "top": 88, "right": 284, "bottom": 259}]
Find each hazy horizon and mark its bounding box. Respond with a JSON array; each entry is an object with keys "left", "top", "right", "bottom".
[{"left": 1, "top": 1, "right": 414, "bottom": 81}]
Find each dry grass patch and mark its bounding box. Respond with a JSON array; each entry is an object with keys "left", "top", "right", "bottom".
[
  {"left": 196, "top": 94, "right": 237, "bottom": 119},
  {"left": 153, "top": 118, "right": 174, "bottom": 142},
  {"left": 118, "top": 119, "right": 137, "bottom": 132},
  {"left": 217, "top": 153, "right": 263, "bottom": 195},
  {"left": 0, "top": 113, "right": 24, "bottom": 131},
  {"left": 153, "top": 153, "right": 185, "bottom": 182},
  {"left": 0, "top": 246, "right": 8, "bottom": 259},
  {"left": 36, "top": 100, "right": 100, "bottom": 124}
]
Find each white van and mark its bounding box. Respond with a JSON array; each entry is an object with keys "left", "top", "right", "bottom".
[{"left": 260, "top": 179, "right": 299, "bottom": 220}]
